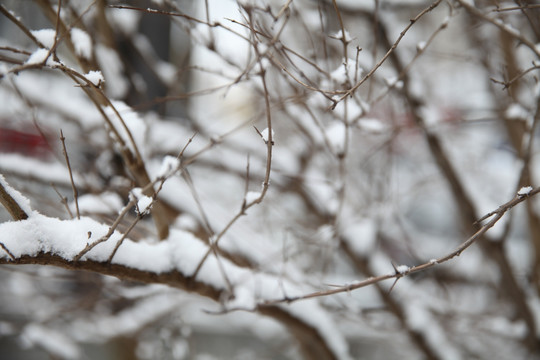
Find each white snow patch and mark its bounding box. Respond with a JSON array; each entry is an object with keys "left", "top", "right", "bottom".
[
  {"left": 330, "top": 59, "right": 362, "bottom": 85},
  {"left": 130, "top": 188, "right": 153, "bottom": 215},
  {"left": 108, "top": 8, "right": 141, "bottom": 34},
  {"left": 71, "top": 28, "right": 92, "bottom": 59},
  {"left": 96, "top": 45, "right": 129, "bottom": 98},
  {"left": 85, "top": 70, "right": 104, "bottom": 86},
  {"left": 342, "top": 219, "right": 377, "bottom": 255},
  {"left": 384, "top": 76, "right": 403, "bottom": 89},
  {"left": 245, "top": 191, "right": 261, "bottom": 204},
  {"left": 25, "top": 48, "right": 50, "bottom": 65},
  {"left": 325, "top": 121, "right": 346, "bottom": 154},
  {"left": 0, "top": 154, "right": 77, "bottom": 185},
  {"left": 396, "top": 264, "right": 410, "bottom": 275},
  {"left": 73, "top": 192, "right": 124, "bottom": 215},
  {"left": 173, "top": 214, "right": 199, "bottom": 232},
  {"left": 479, "top": 317, "right": 526, "bottom": 338},
  {"left": 416, "top": 41, "right": 427, "bottom": 52},
  {"left": 158, "top": 155, "right": 180, "bottom": 178},
  {"left": 0, "top": 213, "right": 239, "bottom": 291},
  {"left": 0, "top": 215, "right": 113, "bottom": 260},
  {"left": 506, "top": 103, "right": 529, "bottom": 120},
  {"left": 105, "top": 100, "right": 147, "bottom": 158},
  {"left": 261, "top": 127, "right": 274, "bottom": 143},
  {"left": 30, "top": 29, "right": 56, "bottom": 48},
  {"left": 21, "top": 324, "right": 81, "bottom": 359},
  {"left": 518, "top": 186, "right": 533, "bottom": 196},
  {"left": 70, "top": 292, "right": 180, "bottom": 341},
  {"left": 330, "top": 29, "right": 353, "bottom": 43},
  {"left": 156, "top": 62, "right": 177, "bottom": 86},
  {"left": 358, "top": 118, "right": 388, "bottom": 133}
]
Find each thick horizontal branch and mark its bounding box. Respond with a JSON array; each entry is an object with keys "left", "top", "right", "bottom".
[
  {"left": 0, "top": 252, "right": 223, "bottom": 300},
  {"left": 0, "top": 251, "right": 338, "bottom": 360}
]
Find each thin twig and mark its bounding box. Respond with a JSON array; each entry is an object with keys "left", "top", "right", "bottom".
[
  {"left": 191, "top": 20, "right": 276, "bottom": 280},
  {"left": 371, "top": 11, "right": 451, "bottom": 105},
  {"left": 490, "top": 64, "right": 540, "bottom": 90},
  {"left": 107, "top": 214, "right": 142, "bottom": 263},
  {"left": 51, "top": 183, "right": 74, "bottom": 219},
  {"left": 0, "top": 242, "right": 15, "bottom": 260},
  {"left": 74, "top": 198, "right": 136, "bottom": 261},
  {"left": 60, "top": 130, "right": 79, "bottom": 220},
  {"left": 493, "top": 4, "right": 540, "bottom": 12},
  {"left": 455, "top": 0, "right": 540, "bottom": 58},
  {"left": 332, "top": 0, "right": 349, "bottom": 60},
  {"left": 333, "top": 0, "right": 443, "bottom": 108},
  {"left": 261, "top": 187, "right": 540, "bottom": 305}
]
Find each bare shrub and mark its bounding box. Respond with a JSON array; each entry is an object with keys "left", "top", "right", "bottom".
[{"left": 1, "top": 0, "right": 540, "bottom": 359}]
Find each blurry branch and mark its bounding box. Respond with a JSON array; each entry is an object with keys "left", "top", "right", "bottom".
[
  {"left": 33, "top": 0, "right": 98, "bottom": 72},
  {"left": 379, "top": 6, "right": 539, "bottom": 346},
  {"left": 0, "top": 176, "right": 29, "bottom": 221},
  {"left": 261, "top": 186, "right": 540, "bottom": 306},
  {"left": 493, "top": 4, "right": 540, "bottom": 12},
  {"left": 461, "top": 0, "right": 540, "bottom": 307},
  {"left": 227, "top": 17, "right": 338, "bottom": 101},
  {"left": 371, "top": 12, "right": 451, "bottom": 105},
  {"left": 334, "top": 0, "right": 443, "bottom": 108},
  {"left": 331, "top": 0, "right": 349, "bottom": 60},
  {"left": 490, "top": 64, "right": 540, "bottom": 90},
  {"left": 455, "top": 0, "right": 540, "bottom": 58},
  {"left": 59, "top": 130, "right": 80, "bottom": 220},
  {"left": 520, "top": 96, "right": 540, "bottom": 292},
  {"left": 0, "top": 5, "right": 46, "bottom": 48}
]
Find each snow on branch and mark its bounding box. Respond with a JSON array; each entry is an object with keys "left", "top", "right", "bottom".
[
  {"left": 0, "top": 175, "right": 30, "bottom": 220},
  {"left": 261, "top": 186, "right": 540, "bottom": 305},
  {"left": 0, "top": 213, "right": 347, "bottom": 359}
]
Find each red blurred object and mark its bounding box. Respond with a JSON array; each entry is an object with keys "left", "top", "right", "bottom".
[{"left": 0, "top": 127, "right": 52, "bottom": 158}]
